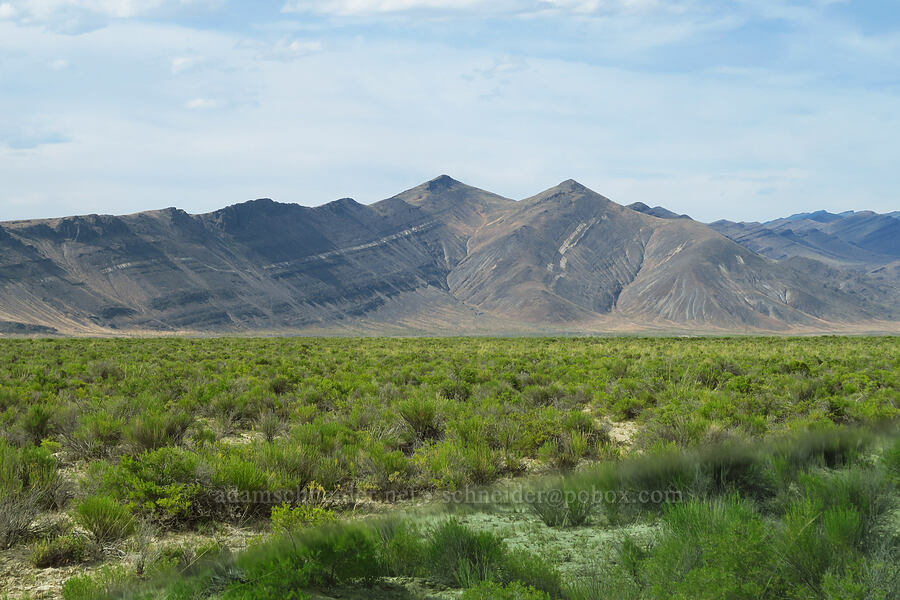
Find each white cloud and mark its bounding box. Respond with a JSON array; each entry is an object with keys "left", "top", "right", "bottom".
[
  {"left": 0, "top": 0, "right": 222, "bottom": 32},
  {"left": 49, "top": 57, "right": 69, "bottom": 69},
  {"left": 1, "top": 3, "right": 899, "bottom": 223},
  {"left": 287, "top": 39, "right": 322, "bottom": 54},
  {"left": 281, "top": 0, "right": 691, "bottom": 16},
  {"left": 171, "top": 55, "right": 202, "bottom": 73},
  {"left": 237, "top": 36, "right": 324, "bottom": 62},
  {"left": 283, "top": 0, "right": 487, "bottom": 14},
  {"left": 269, "top": 38, "right": 323, "bottom": 59},
  {"left": 185, "top": 97, "right": 221, "bottom": 110}
]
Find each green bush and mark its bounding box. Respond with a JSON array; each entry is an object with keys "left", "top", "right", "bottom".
[
  {"left": 223, "top": 552, "right": 315, "bottom": 600},
  {"left": 398, "top": 395, "right": 443, "bottom": 441},
  {"left": 797, "top": 467, "right": 895, "bottom": 547},
  {"left": 94, "top": 447, "right": 208, "bottom": 526},
  {"left": 257, "top": 442, "right": 320, "bottom": 491},
  {"left": 462, "top": 581, "right": 550, "bottom": 600},
  {"left": 125, "top": 411, "right": 192, "bottom": 452},
  {"left": 881, "top": 436, "right": 900, "bottom": 484},
  {"left": 500, "top": 548, "right": 562, "bottom": 597},
  {"left": 60, "top": 411, "right": 124, "bottom": 459},
  {"left": 232, "top": 522, "right": 382, "bottom": 596},
  {"left": 698, "top": 442, "right": 775, "bottom": 501},
  {"left": 270, "top": 503, "right": 336, "bottom": 532},
  {"left": 0, "top": 441, "right": 60, "bottom": 548},
  {"left": 213, "top": 456, "right": 270, "bottom": 492},
  {"left": 375, "top": 518, "right": 427, "bottom": 577},
  {"left": 88, "top": 360, "right": 124, "bottom": 382},
  {"left": 256, "top": 411, "right": 283, "bottom": 443},
  {"left": 146, "top": 540, "right": 225, "bottom": 578},
  {"left": 463, "top": 444, "right": 500, "bottom": 486},
  {"left": 362, "top": 445, "right": 414, "bottom": 497},
  {"left": 74, "top": 495, "right": 136, "bottom": 545},
  {"left": 639, "top": 496, "right": 770, "bottom": 599},
  {"left": 427, "top": 519, "right": 506, "bottom": 587},
  {"left": 31, "top": 532, "right": 98, "bottom": 568},
  {"left": 528, "top": 481, "right": 596, "bottom": 528},
  {"left": 61, "top": 564, "right": 133, "bottom": 600},
  {"left": 20, "top": 403, "right": 54, "bottom": 445},
  {"left": 0, "top": 440, "right": 59, "bottom": 498},
  {"left": 299, "top": 525, "right": 382, "bottom": 586}
]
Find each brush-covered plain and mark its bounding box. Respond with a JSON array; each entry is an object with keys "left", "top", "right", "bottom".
[{"left": 0, "top": 336, "right": 898, "bottom": 599}]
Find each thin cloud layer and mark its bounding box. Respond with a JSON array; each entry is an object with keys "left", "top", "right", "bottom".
[
  {"left": 0, "top": 0, "right": 221, "bottom": 32},
  {"left": 282, "top": 0, "right": 687, "bottom": 16},
  {"left": 0, "top": 1, "right": 897, "bottom": 222}
]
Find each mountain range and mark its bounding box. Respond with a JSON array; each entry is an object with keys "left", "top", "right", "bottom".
[{"left": 1, "top": 176, "right": 897, "bottom": 335}]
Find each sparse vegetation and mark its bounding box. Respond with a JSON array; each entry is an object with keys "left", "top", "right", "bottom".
[
  {"left": 0, "top": 336, "right": 897, "bottom": 598},
  {"left": 56, "top": 427, "right": 899, "bottom": 600}
]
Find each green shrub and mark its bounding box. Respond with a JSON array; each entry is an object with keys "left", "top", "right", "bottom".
[
  {"left": 94, "top": 447, "right": 208, "bottom": 526},
  {"left": 398, "top": 396, "right": 443, "bottom": 441},
  {"left": 270, "top": 503, "right": 336, "bottom": 532},
  {"left": 778, "top": 428, "right": 871, "bottom": 472},
  {"left": 61, "top": 411, "right": 124, "bottom": 459},
  {"left": 146, "top": 540, "right": 224, "bottom": 578},
  {"left": 62, "top": 564, "right": 133, "bottom": 600},
  {"left": 619, "top": 535, "right": 648, "bottom": 582},
  {"left": 0, "top": 440, "right": 59, "bottom": 498},
  {"left": 500, "top": 548, "right": 562, "bottom": 597},
  {"left": 299, "top": 525, "right": 382, "bottom": 586},
  {"left": 463, "top": 444, "right": 500, "bottom": 485},
  {"left": 235, "top": 522, "right": 382, "bottom": 595},
  {"left": 362, "top": 444, "right": 414, "bottom": 496},
  {"left": 881, "top": 436, "right": 900, "bottom": 484},
  {"left": 0, "top": 441, "right": 60, "bottom": 548},
  {"left": 798, "top": 467, "right": 895, "bottom": 547},
  {"left": 256, "top": 410, "right": 283, "bottom": 443},
  {"left": 88, "top": 360, "right": 124, "bottom": 382},
  {"left": 462, "top": 581, "right": 549, "bottom": 600},
  {"left": 257, "top": 442, "right": 319, "bottom": 491},
  {"left": 223, "top": 551, "right": 315, "bottom": 600},
  {"left": 269, "top": 375, "right": 292, "bottom": 396},
  {"left": 375, "top": 518, "right": 427, "bottom": 577},
  {"left": 528, "top": 481, "right": 596, "bottom": 528},
  {"left": 125, "top": 411, "right": 192, "bottom": 452},
  {"left": 550, "top": 430, "right": 590, "bottom": 469},
  {"left": 565, "top": 569, "right": 641, "bottom": 600},
  {"left": 638, "top": 415, "right": 711, "bottom": 448},
  {"left": 31, "top": 532, "right": 98, "bottom": 568},
  {"left": 20, "top": 403, "right": 54, "bottom": 445},
  {"left": 427, "top": 519, "right": 506, "bottom": 587},
  {"left": 639, "top": 496, "right": 770, "bottom": 599},
  {"left": 213, "top": 456, "right": 270, "bottom": 493},
  {"left": 441, "top": 379, "right": 471, "bottom": 402},
  {"left": 74, "top": 496, "right": 135, "bottom": 544}
]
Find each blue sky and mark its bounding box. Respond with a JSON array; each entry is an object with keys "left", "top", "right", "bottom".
[{"left": 0, "top": 0, "right": 898, "bottom": 222}]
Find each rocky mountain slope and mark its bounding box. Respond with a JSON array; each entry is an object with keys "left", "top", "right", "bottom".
[
  {"left": 709, "top": 210, "right": 900, "bottom": 270},
  {"left": 0, "top": 177, "right": 897, "bottom": 334}
]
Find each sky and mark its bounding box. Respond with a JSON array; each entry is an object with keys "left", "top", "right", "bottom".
[{"left": 0, "top": 0, "right": 898, "bottom": 223}]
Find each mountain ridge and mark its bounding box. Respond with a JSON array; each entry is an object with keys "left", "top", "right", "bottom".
[{"left": 1, "top": 177, "right": 897, "bottom": 335}]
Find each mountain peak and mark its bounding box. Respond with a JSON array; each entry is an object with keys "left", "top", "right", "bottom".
[
  {"left": 628, "top": 202, "right": 692, "bottom": 220},
  {"left": 426, "top": 174, "right": 462, "bottom": 191},
  {"left": 525, "top": 179, "right": 600, "bottom": 204},
  {"left": 555, "top": 179, "right": 588, "bottom": 192},
  {"left": 325, "top": 197, "right": 360, "bottom": 207}
]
